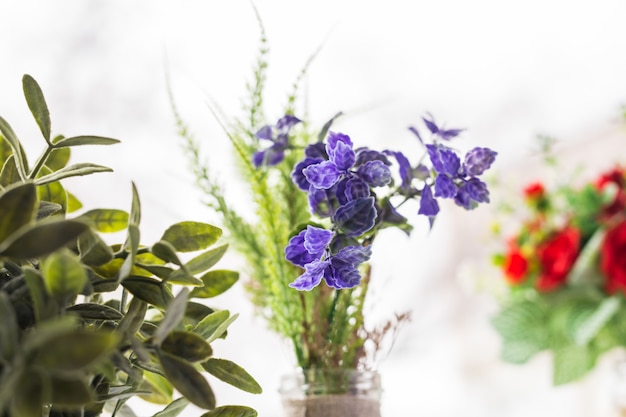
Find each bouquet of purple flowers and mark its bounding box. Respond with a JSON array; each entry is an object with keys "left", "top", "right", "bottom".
[{"left": 172, "top": 34, "right": 497, "bottom": 370}]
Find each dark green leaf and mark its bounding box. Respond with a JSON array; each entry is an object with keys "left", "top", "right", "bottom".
[
  {"left": 34, "top": 162, "right": 113, "bottom": 185},
  {"left": 0, "top": 218, "right": 88, "bottom": 259},
  {"left": 123, "top": 277, "right": 173, "bottom": 310},
  {"left": 117, "top": 296, "right": 148, "bottom": 335},
  {"left": 168, "top": 244, "right": 229, "bottom": 284},
  {"left": 78, "top": 229, "right": 114, "bottom": 266},
  {"left": 185, "top": 302, "right": 215, "bottom": 323},
  {"left": 202, "top": 358, "right": 262, "bottom": 394},
  {"left": 53, "top": 135, "right": 121, "bottom": 148},
  {"left": 200, "top": 406, "right": 258, "bottom": 417},
  {"left": 0, "top": 115, "right": 28, "bottom": 177},
  {"left": 0, "top": 292, "right": 18, "bottom": 361},
  {"left": 161, "top": 331, "right": 213, "bottom": 362},
  {"left": 11, "top": 370, "right": 44, "bottom": 417},
  {"left": 37, "top": 201, "right": 63, "bottom": 219},
  {"left": 0, "top": 182, "right": 36, "bottom": 243},
  {"left": 191, "top": 270, "right": 239, "bottom": 299},
  {"left": 79, "top": 208, "right": 129, "bottom": 233},
  {"left": 152, "top": 240, "right": 184, "bottom": 266},
  {"left": 157, "top": 350, "right": 216, "bottom": 410},
  {"left": 153, "top": 288, "right": 189, "bottom": 345},
  {"left": 49, "top": 376, "right": 94, "bottom": 406},
  {"left": 161, "top": 221, "right": 223, "bottom": 252},
  {"left": 41, "top": 248, "right": 88, "bottom": 300},
  {"left": 22, "top": 74, "right": 51, "bottom": 142},
  {"left": 152, "top": 397, "right": 189, "bottom": 417},
  {"left": 30, "top": 328, "right": 119, "bottom": 372},
  {"left": 66, "top": 303, "right": 124, "bottom": 321},
  {"left": 23, "top": 267, "right": 57, "bottom": 323}
]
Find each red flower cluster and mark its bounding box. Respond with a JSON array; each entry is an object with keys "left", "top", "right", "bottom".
[{"left": 498, "top": 166, "right": 626, "bottom": 294}]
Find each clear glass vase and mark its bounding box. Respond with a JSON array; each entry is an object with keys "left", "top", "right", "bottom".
[{"left": 279, "top": 368, "right": 382, "bottom": 417}]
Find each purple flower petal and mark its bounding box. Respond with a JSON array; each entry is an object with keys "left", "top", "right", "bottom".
[
  {"left": 329, "top": 139, "right": 356, "bottom": 171},
  {"left": 305, "top": 142, "right": 328, "bottom": 159},
  {"left": 465, "top": 177, "right": 490, "bottom": 203},
  {"left": 462, "top": 147, "right": 497, "bottom": 177},
  {"left": 426, "top": 144, "right": 460, "bottom": 176},
  {"left": 334, "top": 245, "right": 372, "bottom": 265},
  {"left": 285, "top": 230, "right": 318, "bottom": 267},
  {"left": 276, "top": 114, "right": 302, "bottom": 132},
  {"left": 304, "top": 161, "right": 341, "bottom": 189},
  {"left": 418, "top": 184, "right": 440, "bottom": 217},
  {"left": 355, "top": 149, "right": 391, "bottom": 166},
  {"left": 324, "top": 263, "right": 361, "bottom": 289},
  {"left": 434, "top": 174, "right": 457, "bottom": 198},
  {"left": 252, "top": 145, "right": 286, "bottom": 167},
  {"left": 408, "top": 126, "right": 424, "bottom": 144},
  {"left": 423, "top": 115, "right": 440, "bottom": 135},
  {"left": 343, "top": 177, "right": 371, "bottom": 203},
  {"left": 307, "top": 187, "right": 334, "bottom": 217},
  {"left": 333, "top": 197, "right": 377, "bottom": 236},
  {"left": 303, "top": 226, "right": 334, "bottom": 255},
  {"left": 292, "top": 157, "right": 324, "bottom": 190},
  {"left": 255, "top": 125, "right": 273, "bottom": 141},
  {"left": 454, "top": 182, "right": 476, "bottom": 210},
  {"left": 289, "top": 260, "right": 329, "bottom": 291},
  {"left": 357, "top": 160, "right": 392, "bottom": 187}
]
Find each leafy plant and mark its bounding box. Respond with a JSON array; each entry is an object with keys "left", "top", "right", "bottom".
[
  {"left": 170, "top": 16, "right": 497, "bottom": 372},
  {"left": 0, "top": 74, "right": 261, "bottom": 417},
  {"left": 491, "top": 157, "right": 626, "bottom": 385}
]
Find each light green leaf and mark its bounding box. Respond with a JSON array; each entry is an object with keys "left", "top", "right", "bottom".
[
  {"left": 168, "top": 244, "right": 229, "bottom": 284},
  {"left": 34, "top": 162, "right": 113, "bottom": 185},
  {"left": 128, "top": 181, "right": 141, "bottom": 226},
  {"left": 53, "top": 135, "right": 120, "bottom": 148},
  {"left": 141, "top": 371, "right": 175, "bottom": 406},
  {"left": 153, "top": 288, "right": 190, "bottom": 345},
  {"left": 572, "top": 296, "right": 620, "bottom": 345},
  {"left": 569, "top": 228, "right": 605, "bottom": 286},
  {"left": 161, "top": 331, "right": 213, "bottom": 362},
  {"left": 161, "top": 221, "right": 223, "bottom": 252},
  {"left": 0, "top": 182, "right": 36, "bottom": 243},
  {"left": 118, "top": 224, "right": 140, "bottom": 282},
  {"left": 0, "top": 115, "right": 28, "bottom": 177},
  {"left": 22, "top": 74, "right": 51, "bottom": 142},
  {"left": 553, "top": 344, "right": 594, "bottom": 385},
  {"left": 157, "top": 350, "right": 216, "bottom": 410},
  {"left": 36, "top": 175, "right": 67, "bottom": 213},
  {"left": 191, "top": 270, "right": 239, "bottom": 299},
  {"left": 0, "top": 218, "right": 88, "bottom": 259},
  {"left": 194, "top": 310, "right": 238, "bottom": 343},
  {"left": 45, "top": 142, "right": 70, "bottom": 171},
  {"left": 152, "top": 397, "right": 189, "bottom": 417},
  {"left": 202, "top": 358, "right": 262, "bottom": 394},
  {"left": 0, "top": 154, "right": 21, "bottom": 187},
  {"left": 66, "top": 190, "right": 83, "bottom": 212},
  {"left": 79, "top": 208, "right": 129, "bottom": 232},
  {"left": 200, "top": 406, "right": 258, "bottom": 417},
  {"left": 41, "top": 248, "right": 88, "bottom": 300}
]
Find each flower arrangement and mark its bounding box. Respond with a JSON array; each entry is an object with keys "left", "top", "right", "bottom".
[
  {"left": 492, "top": 157, "right": 626, "bottom": 385},
  {"left": 169, "top": 22, "right": 497, "bottom": 376}
]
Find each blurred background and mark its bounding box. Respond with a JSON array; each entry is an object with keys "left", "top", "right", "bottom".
[{"left": 2, "top": 1, "right": 626, "bottom": 416}]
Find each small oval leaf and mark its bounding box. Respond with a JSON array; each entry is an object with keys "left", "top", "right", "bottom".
[
  {"left": 79, "top": 208, "right": 129, "bottom": 233},
  {"left": 41, "top": 248, "right": 88, "bottom": 300},
  {"left": 123, "top": 277, "right": 173, "bottom": 310},
  {"left": 22, "top": 74, "right": 51, "bottom": 142},
  {"left": 0, "top": 219, "right": 88, "bottom": 259},
  {"left": 200, "top": 406, "right": 258, "bottom": 417},
  {"left": 202, "top": 358, "right": 262, "bottom": 394},
  {"left": 191, "top": 270, "right": 239, "bottom": 299},
  {"left": 161, "top": 221, "right": 223, "bottom": 252},
  {"left": 153, "top": 288, "right": 189, "bottom": 345},
  {"left": 161, "top": 331, "right": 213, "bottom": 362},
  {"left": 0, "top": 182, "right": 37, "bottom": 243},
  {"left": 157, "top": 350, "right": 216, "bottom": 410}
]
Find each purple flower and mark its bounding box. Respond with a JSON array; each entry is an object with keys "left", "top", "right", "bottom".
[
  {"left": 357, "top": 160, "right": 392, "bottom": 187},
  {"left": 252, "top": 115, "right": 302, "bottom": 167},
  {"left": 434, "top": 174, "right": 457, "bottom": 198},
  {"left": 285, "top": 226, "right": 334, "bottom": 268},
  {"left": 292, "top": 157, "right": 324, "bottom": 191},
  {"left": 418, "top": 184, "right": 439, "bottom": 217},
  {"left": 421, "top": 114, "right": 465, "bottom": 141},
  {"left": 333, "top": 197, "right": 377, "bottom": 236},
  {"left": 426, "top": 144, "right": 461, "bottom": 177},
  {"left": 462, "top": 147, "right": 498, "bottom": 176}
]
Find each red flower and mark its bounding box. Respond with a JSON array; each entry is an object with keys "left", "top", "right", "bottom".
[
  {"left": 595, "top": 167, "right": 626, "bottom": 219},
  {"left": 523, "top": 182, "right": 545, "bottom": 200},
  {"left": 535, "top": 227, "right": 580, "bottom": 292},
  {"left": 503, "top": 248, "right": 528, "bottom": 284},
  {"left": 601, "top": 220, "right": 626, "bottom": 294}
]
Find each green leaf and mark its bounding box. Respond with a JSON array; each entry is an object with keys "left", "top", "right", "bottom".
[
  {"left": 0, "top": 292, "right": 18, "bottom": 361},
  {"left": 491, "top": 300, "right": 548, "bottom": 364},
  {"left": 23, "top": 267, "right": 56, "bottom": 323},
  {"left": 200, "top": 406, "right": 258, "bottom": 417},
  {"left": 66, "top": 190, "right": 83, "bottom": 212},
  {"left": 161, "top": 331, "right": 213, "bottom": 362},
  {"left": 569, "top": 229, "right": 605, "bottom": 286},
  {"left": 168, "top": 244, "right": 229, "bottom": 284},
  {"left": 117, "top": 296, "right": 148, "bottom": 335},
  {"left": 36, "top": 174, "right": 67, "bottom": 213},
  {"left": 0, "top": 115, "right": 28, "bottom": 177},
  {"left": 78, "top": 229, "right": 115, "bottom": 266},
  {"left": 191, "top": 270, "right": 239, "bottom": 299},
  {"left": 0, "top": 182, "right": 36, "bottom": 243},
  {"left": 153, "top": 288, "right": 190, "bottom": 345},
  {"left": 66, "top": 303, "right": 124, "bottom": 321},
  {"left": 37, "top": 201, "right": 63, "bottom": 219},
  {"left": 0, "top": 154, "right": 21, "bottom": 187},
  {"left": 194, "top": 310, "right": 238, "bottom": 343},
  {"left": 41, "top": 248, "right": 88, "bottom": 301},
  {"left": 0, "top": 218, "right": 89, "bottom": 259},
  {"left": 34, "top": 162, "right": 113, "bottom": 185},
  {"left": 129, "top": 181, "right": 141, "bottom": 226},
  {"left": 571, "top": 296, "right": 620, "bottom": 345},
  {"left": 161, "top": 221, "right": 223, "bottom": 252},
  {"left": 49, "top": 376, "right": 94, "bottom": 406},
  {"left": 152, "top": 397, "right": 189, "bottom": 417},
  {"left": 22, "top": 74, "right": 51, "bottom": 142},
  {"left": 157, "top": 350, "right": 216, "bottom": 410},
  {"left": 202, "top": 358, "right": 262, "bottom": 394},
  {"left": 119, "top": 224, "right": 140, "bottom": 282},
  {"left": 29, "top": 327, "right": 119, "bottom": 372},
  {"left": 553, "top": 344, "right": 594, "bottom": 385},
  {"left": 152, "top": 240, "right": 184, "bottom": 266},
  {"left": 79, "top": 208, "right": 129, "bottom": 232},
  {"left": 11, "top": 370, "right": 44, "bottom": 417},
  {"left": 140, "top": 371, "right": 175, "bottom": 405},
  {"left": 45, "top": 143, "right": 71, "bottom": 171},
  {"left": 123, "top": 277, "right": 173, "bottom": 310},
  {"left": 53, "top": 135, "right": 120, "bottom": 147}
]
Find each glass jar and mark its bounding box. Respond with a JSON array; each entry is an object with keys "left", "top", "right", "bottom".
[{"left": 279, "top": 368, "right": 382, "bottom": 417}]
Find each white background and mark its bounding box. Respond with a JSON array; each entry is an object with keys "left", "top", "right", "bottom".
[{"left": 2, "top": 1, "right": 626, "bottom": 416}]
